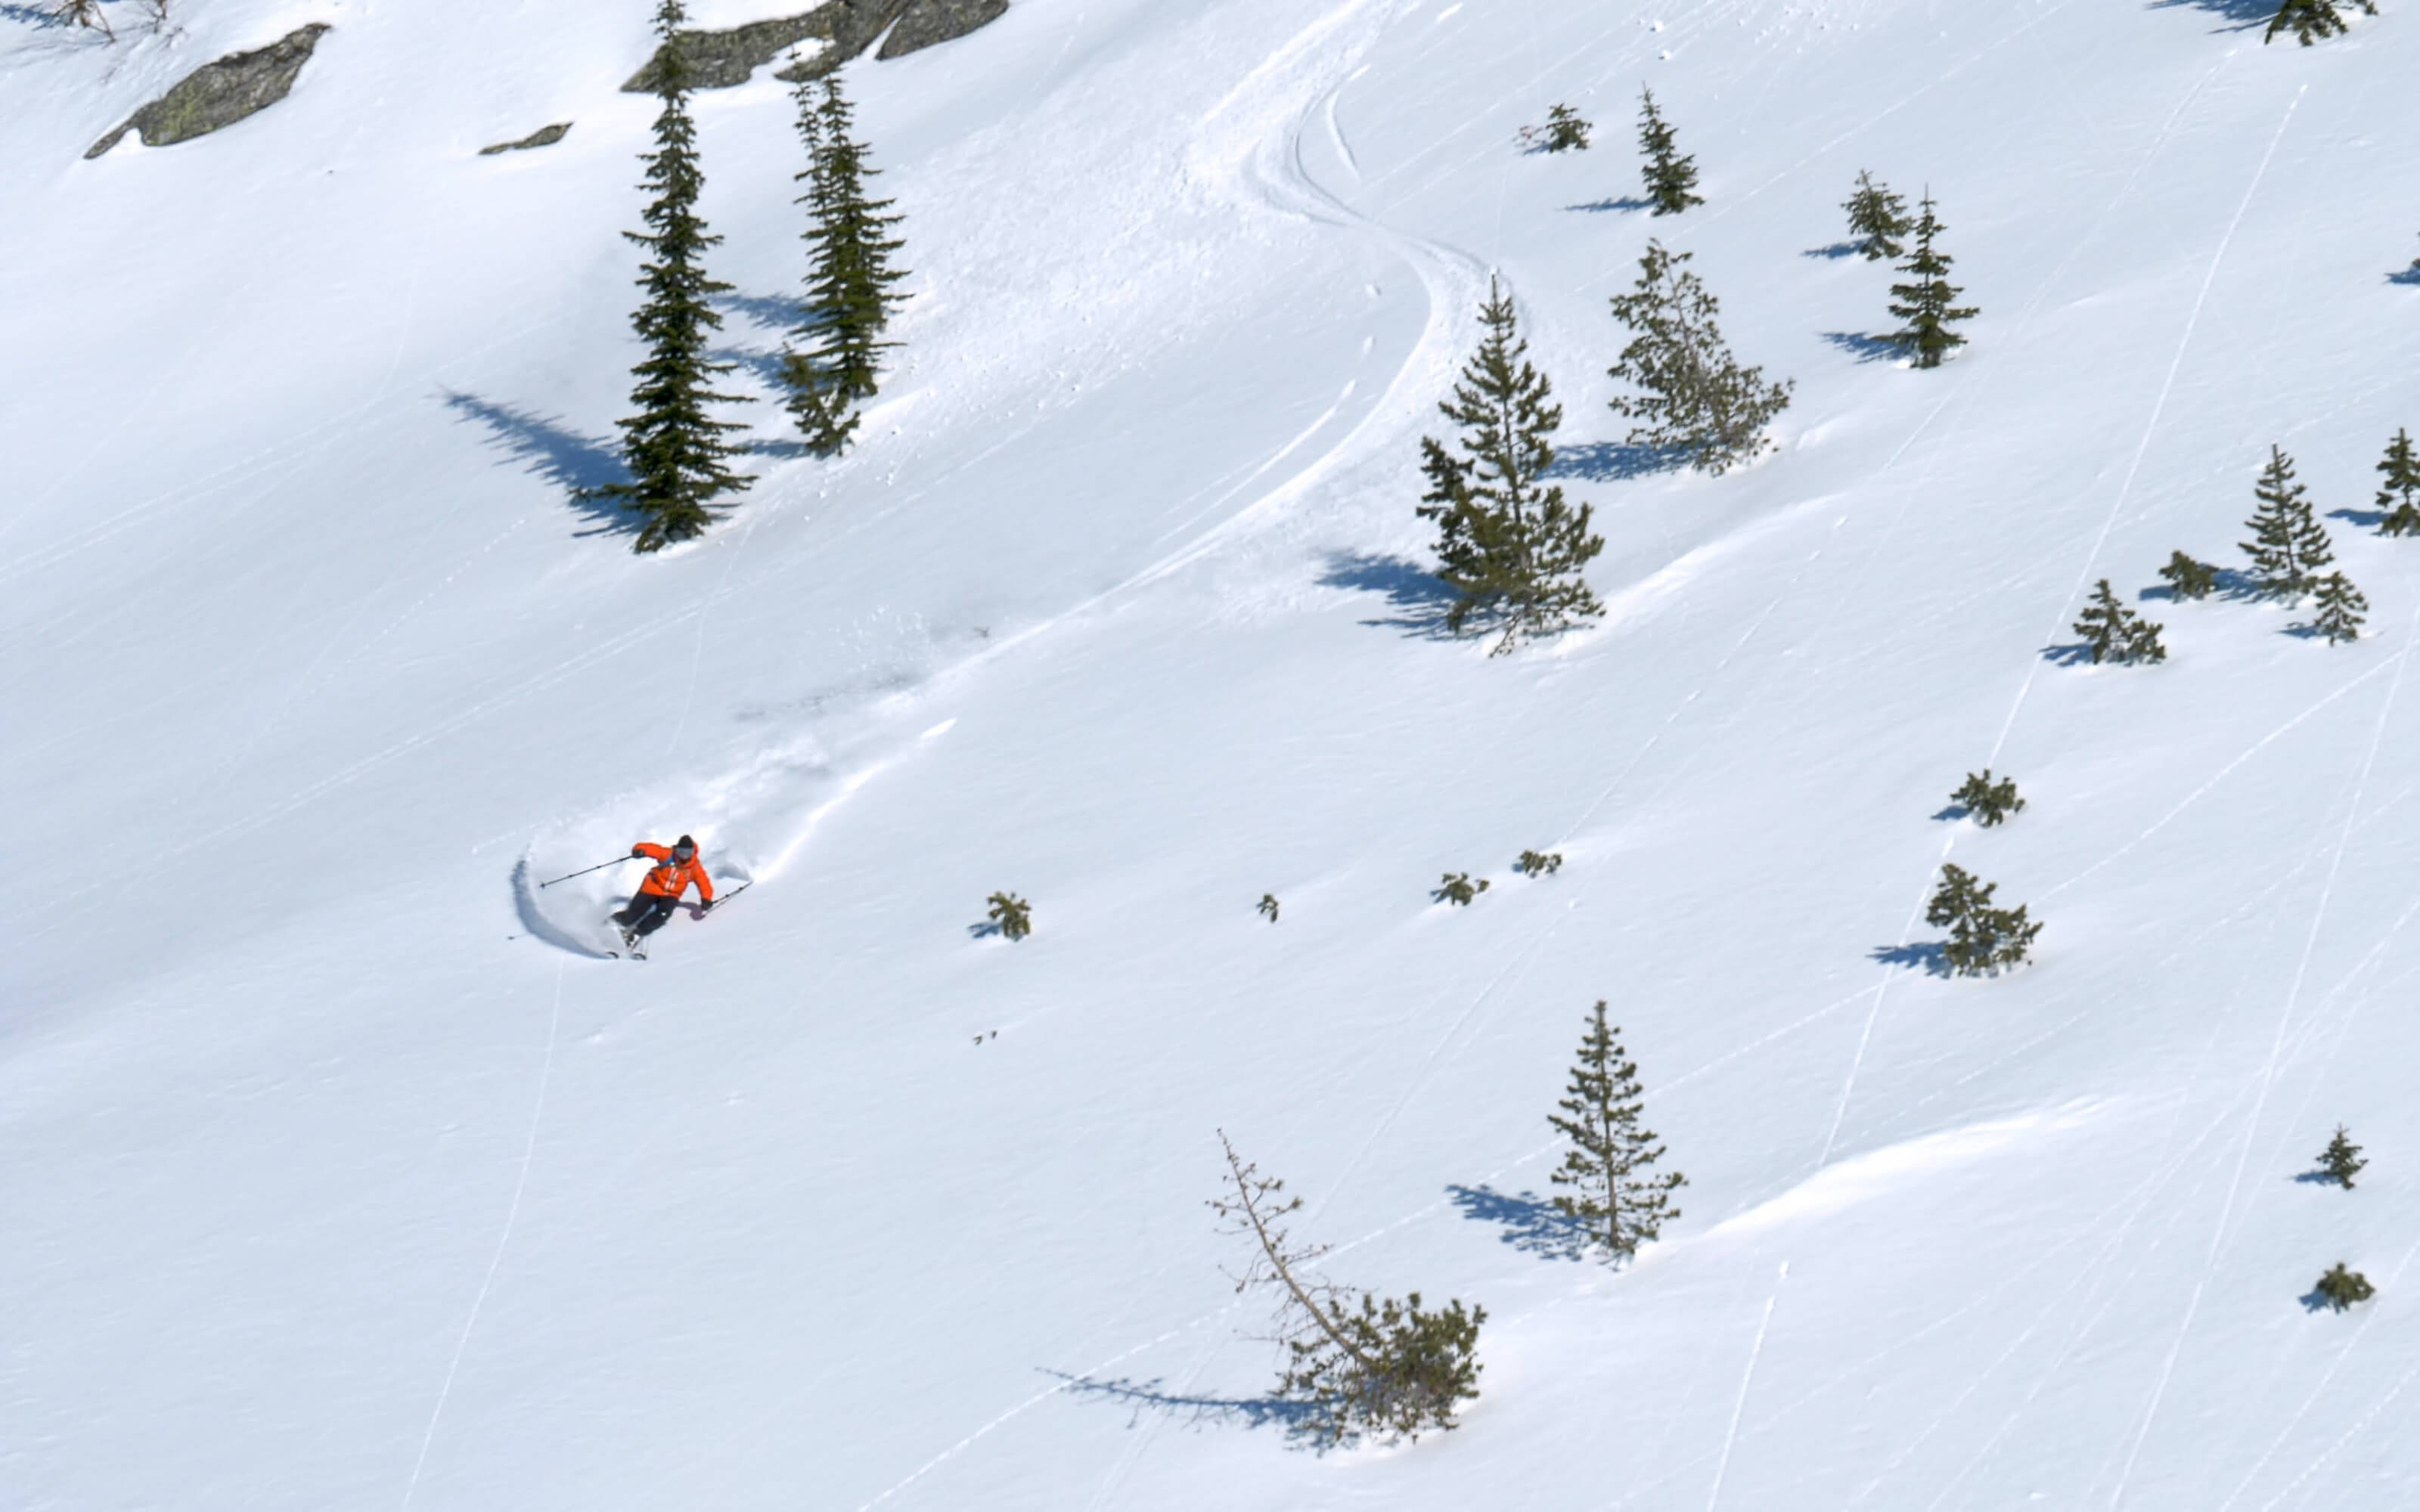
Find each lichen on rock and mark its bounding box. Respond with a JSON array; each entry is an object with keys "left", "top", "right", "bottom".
[
  {"left": 85, "top": 23, "right": 332, "bottom": 160},
  {"left": 479, "top": 122, "right": 573, "bottom": 156},
  {"left": 622, "top": 0, "right": 1008, "bottom": 93}
]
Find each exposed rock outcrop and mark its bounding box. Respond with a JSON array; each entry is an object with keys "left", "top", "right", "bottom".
[
  {"left": 479, "top": 122, "right": 574, "bottom": 156},
  {"left": 85, "top": 23, "right": 331, "bottom": 160},
  {"left": 621, "top": 0, "right": 1007, "bottom": 94}
]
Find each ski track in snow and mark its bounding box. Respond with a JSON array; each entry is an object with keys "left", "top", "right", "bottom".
[
  {"left": 399, "top": 957, "right": 565, "bottom": 1509},
  {"left": 2108, "top": 594, "right": 2418, "bottom": 1509}
]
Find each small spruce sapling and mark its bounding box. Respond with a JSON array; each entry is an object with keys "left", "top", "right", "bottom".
[
  {"left": 1925, "top": 863, "right": 2043, "bottom": 977},
  {"left": 1843, "top": 170, "right": 1912, "bottom": 261},
  {"left": 2241, "top": 446, "right": 2335, "bottom": 601},
  {"left": 1522, "top": 104, "right": 1592, "bottom": 153},
  {"left": 1211, "top": 1133, "right": 1485, "bottom": 1448},
  {"left": 1607, "top": 240, "right": 1794, "bottom": 475},
  {"left": 1434, "top": 872, "right": 1489, "bottom": 906},
  {"left": 1635, "top": 88, "right": 1703, "bottom": 215},
  {"left": 2375, "top": 428, "right": 2420, "bottom": 537},
  {"left": 1258, "top": 893, "right": 1281, "bottom": 923},
  {"left": 2159, "top": 550, "right": 2219, "bottom": 601},
  {"left": 985, "top": 891, "right": 1032, "bottom": 940},
  {"left": 2266, "top": 0, "right": 2378, "bottom": 46},
  {"left": 2318, "top": 1125, "right": 2367, "bottom": 1188},
  {"left": 2072, "top": 579, "right": 2167, "bottom": 665},
  {"left": 2309, "top": 572, "right": 2368, "bottom": 645},
  {"left": 2312, "top": 1263, "right": 2376, "bottom": 1312},
  {"left": 1419, "top": 278, "right": 1606, "bottom": 651},
  {"left": 1516, "top": 850, "right": 1565, "bottom": 876},
  {"left": 1952, "top": 770, "right": 2025, "bottom": 827},
  {"left": 1888, "top": 193, "right": 1978, "bottom": 369},
  {"left": 1548, "top": 1001, "right": 1686, "bottom": 1262}
]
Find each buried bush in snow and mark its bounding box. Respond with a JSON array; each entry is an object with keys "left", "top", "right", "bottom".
[
  {"left": 1433, "top": 872, "right": 1489, "bottom": 906},
  {"left": 1842, "top": 169, "right": 1912, "bottom": 261},
  {"left": 1925, "top": 863, "right": 2042, "bottom": 977},
  {"left": 2159, "top": 550, "right": 2219, "bottom": 601},
  {"left": 1951, "top": 770, "right": 2025, "bottom": 827},
  {"left": 1516, "top": 849, "right": 1564, "bottom": 876},
  {"left": 2072, "top": 580, "right": 2167, "bottom": 665},
  {"left": 984, "top": 891, "right": 1032, "bottom": 940},
  {"left": 2312, "top": 1263, "right": 2376, "bottom": 1312}
]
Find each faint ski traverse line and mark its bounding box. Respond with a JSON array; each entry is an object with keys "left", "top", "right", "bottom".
[
  {"left": 400, "top": 958, "right": 566, "bottom": 1511},
  {"left": 1705, "top": 1262, "right": 1789, "bottom": 1512},
  {"left": 2255, "top": 1343, "right": 2420, "bottom": 1510},
  {"left": 852, "top": 1327, "right": 1193, "bottom": 1512},
  {"left": 2108, "top": 597, "right": 2413, "bottom": 1511},
  {"left": 1989, "top": 85, "right": 2304, "bottom": 769},
  {"left": 2040, "top": 655, "right": 2397, "bottom": 900},
  {"left": 2220, "top": 1228, "right": 2420, "bottom": 1509}
]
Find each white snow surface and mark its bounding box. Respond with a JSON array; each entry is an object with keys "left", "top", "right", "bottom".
[{"left": 9, "top": 0, "right": 2420, "bottom": 1506}]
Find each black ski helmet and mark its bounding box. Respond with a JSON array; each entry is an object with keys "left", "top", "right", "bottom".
[{"left": 673, "top": 835, "right": 697, "bottom": 858}]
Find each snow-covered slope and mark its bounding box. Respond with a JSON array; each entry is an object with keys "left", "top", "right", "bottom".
[{"left": 9, "top": 0, "right": 2420, "bottom": 1506}]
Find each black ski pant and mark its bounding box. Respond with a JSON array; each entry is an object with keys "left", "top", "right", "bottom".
[{"left": 614, "top": 891, "right": 681, "bottom": 938}]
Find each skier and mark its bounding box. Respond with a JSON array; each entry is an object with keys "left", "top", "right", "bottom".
[{"left": 613, "top": 835, "right": 715, "bottom": 953}]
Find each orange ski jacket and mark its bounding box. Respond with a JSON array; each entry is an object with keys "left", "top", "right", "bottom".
[{"left": 633, "top": 842, "right": 715, "bottom": 903}]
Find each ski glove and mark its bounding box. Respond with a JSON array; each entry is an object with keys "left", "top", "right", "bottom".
[
  {"left": 697, "top": 900, "right": 714, "bottom": 914},
  {"left": 631, "top": 847, "right": 648, "bottom": 857}
]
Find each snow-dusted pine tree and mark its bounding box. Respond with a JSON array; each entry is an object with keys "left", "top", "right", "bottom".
[
  {"left": 1418, "top": 279, "right": 1606, "bottom": 652},
  {"left": 1952, "top": 770, "right": 2025, "bottom": 826},
  {"left": 2072, "top": 579, "right": 2167, "bottom": 665},
  {"left": 781, "top": 73, "right": 909, "bottom": 456},
  {"left": 1607, "top": 240, "right": 1792, "bottom": 474},
  {"left": 1635, "top": 88, "right": 1702, "bottom": 215},
  {"left": 1211, "top": 1133, "right": 1484, "bottom": 1448},
  {"left": 2267, "top": 0, "right": 2378, "bottom": 46},
  {"left": 2319, "top": 1125, "right": 2367, "bottom": 1188},
  {"left": 2375, "top": 428, "right": 2420, "bottom": 537},
  {"left": 2158, "top": 550, "right": 2218, "bottom": 600},
  {"left": 2241, "top": 445, "right": 2335, "bottom": 600},
  {"left": 1888, "top": 193, "right": 1978, "bottom": 369},
  {"left": 1549, "top": 1000, "right": 1686, "bottom": 1262},
  {"left": 1843, "top": 170, "right": 1911, "bottom": 261},
  {"left": 591, "top": 0, "right": 754, "bottom": 553},
  {"left": 2309, "top": 572, "right": 2368, "bottom": 645},
  {"left": 1925, "top": 864, "right": 2043, "bottom": 977}
]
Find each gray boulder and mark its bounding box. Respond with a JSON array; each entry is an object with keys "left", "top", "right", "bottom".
[
  {"left": 86, "top": 23, "right": 331, "bottom": 160},
  {"left": 622, "top": 0, "right": 1007, "bottom": 93}
]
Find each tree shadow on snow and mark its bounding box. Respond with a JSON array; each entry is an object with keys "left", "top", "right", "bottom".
[
  {"left": 1447, "top": 1183, "right": 1590, "bottom": 1261},
  {"left": 1820, "top": 330, "right": 1903, "bottom": 365},
  {"left": 1318, "top": 551, "right": 1461, "bottom": 640},
  {"left": 1872, "top": 941, "right": 1948, "bottom": 976},
  {"left": 715, "top": 288, "right": 808, "bottom": 330},
  {"left": 2147, "top": 0, "right": 2276, "bottom": 29},
  {"left": 1802, "top": 242, "right": 1865, "bottom": 261},
  {"left": 442, "top": 392, "right": 637, "bottom": 539},
  {"left": 1547, "top": 441, "right": 1686, "bottom": 482},
  {"left": 2037, "top": 639, "right": 2102, "bottom": 667},
  {"left": 2329, "top": 506, "right": 2389, "bottom": 531},
  {"left": 1566, "top": 195, "right": 1654, "bottom": 214},
  {"left": 1045, "top": 1370, "right": 1320, "bottom": 1437}
]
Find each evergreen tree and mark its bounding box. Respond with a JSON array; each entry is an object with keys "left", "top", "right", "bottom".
[
  {"left": 1888, "top": 193, "right": 1978, "bottom": 369},
  {"left": 1951, "top": 770, "right": 2025, "bottom": 826},
  {"left": 1535, "top": 104, "right": 1591, "bottom": 152},
  {"left": 1549, "top": 1001, "right": 1686, "bottom": 1261},
  {"left": 2375, "top": 428, "right": 2420, "bottom": 537},
  {"left": 2158, "top": 550, "right": 2219, "bottom": 600},
  {"left": 2312, "top": 1263, "right": 2375, "bottom": 1311},
  {"left": 1212, "top": 1134, "right": 1484, "bottom": 1448},
  {"left": 2318, "top": 1125, "right": 2367, "bottom": 1188},
  {"left": 2267, "top": 0, "right": 2377, "bottom": 45},
  {"left": 591, "top": 0, "right": 753, "bottom": 553},
  {"left": 2072, "top": 579, "right": 2167, "bottom": 665},
  {"left": 1635, "top": 87, "right": 1702, "bottom": 216},
  {"left": 985, "top": 891, "right": 1032, "bottom": 940},
  {"left": 781, "top": 72, "right": 909, "bottom": 456},
  {"left": 1607, "top": 240, "right": 1793, "bottom": 474},
  {"left": 1925, "top": 864, "right": 2043, "bottom": 977},
  {"left": 1843, "top": 169, "right": 1912, "bottom": 261},
  {"left": 2309, "top": 572, "right": 2368, "bottom": 645},
  {"left": 2240, "top": 445, "right": 2335, "bottom": 600},
  {"left": 1419, "top": 279, "right": 1606, "bottom": 652}
]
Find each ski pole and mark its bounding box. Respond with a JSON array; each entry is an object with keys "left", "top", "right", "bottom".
[
  {"left": 538, "top": 854, "right": 639, "bottom": 889},
  {"left": 700, "top": 881, "right": 752, "bottom": 914}
]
